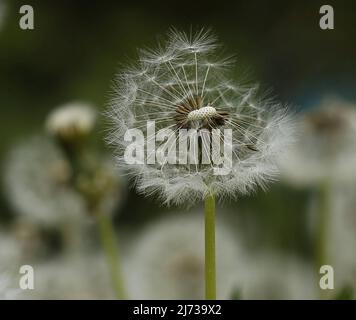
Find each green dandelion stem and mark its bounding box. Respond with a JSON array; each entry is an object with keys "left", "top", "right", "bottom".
[
  {"left": 315, "top": 182, "right": 330, "bottom": 269},
  {"left": 315, "top": 181, "right": 331, "bottom": 299},
  {"left": 97, "top": 212, "right": 127, "bottom": 300},
  {"left": 204, "top": 193, "right": 216, "bottom": 300}
]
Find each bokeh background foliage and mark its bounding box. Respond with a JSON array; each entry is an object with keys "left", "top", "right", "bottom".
[{"left": 1, "top": 0, "right": 356, "bottom": 299}]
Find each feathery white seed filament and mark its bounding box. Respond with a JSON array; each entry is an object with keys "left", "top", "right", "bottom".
[{"left": 187, "top": 106, "right": 217, "bottom": 121}]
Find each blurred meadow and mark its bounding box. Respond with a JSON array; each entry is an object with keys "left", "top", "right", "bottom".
[{"left": 1, "top": 0, "right": 356, "bottom": 299}]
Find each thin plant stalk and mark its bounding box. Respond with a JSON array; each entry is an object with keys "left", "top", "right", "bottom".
[
  {"left": 96, "top": 211, "right": 127, "bottom": 299},
  {"left": 315, "top": 181, "right": 330, "bottom": 299},
  {"left": 204, "top": 193, "right": 216, "bottom": 300},
  {"left": 60, "top": 219, "right": 84, "bottom": 255}
]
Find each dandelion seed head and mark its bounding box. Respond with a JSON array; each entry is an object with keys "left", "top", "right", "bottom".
[
  {"left": 107, "top": 30, "right": 294, "bottom": 205},
  {"left": 280, "top": 97, "right": 356, "bottom": 186},
  {"left": 4, "top": 136, "right": 87, "bottom": 226}
]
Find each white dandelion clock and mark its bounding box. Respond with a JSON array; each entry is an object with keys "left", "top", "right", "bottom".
[
  {"left": 107, "top": 29, "right": 294, "bottom": 206},
  {"left": 4, "top": 135, "right": 86, "bottom": 226},
  {"left": 107, "top": 29, "right": 294, "bottom": 299},
  {"left": 280, "top": 97, "right": 356, "bottom": 186},
  {"left": 125, "top": 214, "right": 243, "bottom": 300}
]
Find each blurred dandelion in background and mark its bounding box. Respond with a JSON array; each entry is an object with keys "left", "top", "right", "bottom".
[
  {"left": 4, "top": 135, "right": 87, "bottom": 227},
  {"left": 280, "top": 96, "right": 356, "bottom": 298},
  {"left": 281, "top": 97, "right": 356, "bottom": 186},
  {"left": 46, "top": 102, "right": 96, "bottom": 142},
  {"left": 241, "top": 252, "right": 317, "bottom": 299},
  {"left": 26, "top": 254, "right": 112, "bottom": 299},
  {"left": 3, "top": 135, "right": 91, "bottom": 258},
  {"left": 125, "top": 213, "right": 242, "bottom": 299},
  {"left": 2, "top": 101, "right": 128, "bottom": 299}
]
